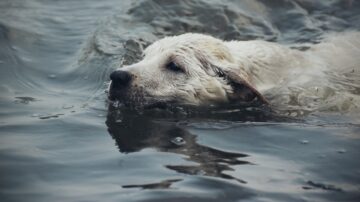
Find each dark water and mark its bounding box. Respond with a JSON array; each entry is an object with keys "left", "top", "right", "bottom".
[{"left": 1, "top": 0, "right": 360, "bottom": 201}]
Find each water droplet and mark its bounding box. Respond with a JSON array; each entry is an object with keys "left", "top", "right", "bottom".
[
  {"left": 337, "top": 149, "right": 346, "bottom": 154},
  {"left": 171, "top": 137, "right": 186, "bottom": 146},
  {"left": 31, "top": 113, "right": 40, "bottom": 117},
  {"left": 195, "top": 170, "right": 205, "bottom": 175},
  {"left": 48, "top": 74, "right": 57, "bottom": 79},
  {"left": 290, "top": 112, "right": 297, "bottom": 117},
  {"left": 112, "top": 101, "right": 123, "bottom": 108},
  {"left": 62, "top": 104, "right": 74, "bottom": 109},
  {"left": 318, "top": 154, "right": 326, "bottom": 158}
]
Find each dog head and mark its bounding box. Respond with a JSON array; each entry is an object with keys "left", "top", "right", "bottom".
[{"left": 108, "top": 33, "right": 267, "bottom": 109}]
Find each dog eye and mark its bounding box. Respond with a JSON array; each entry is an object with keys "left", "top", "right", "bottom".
[{"left": 166, "top": 62, "right": 183, "bottom": 72}]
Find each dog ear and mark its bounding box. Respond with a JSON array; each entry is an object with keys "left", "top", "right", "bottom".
[
  {"left": 193, "top": 40, "right": 268, "bottom": 105},
  {"left": 214, "top": 67, "right": 269, "bottom": 105}
]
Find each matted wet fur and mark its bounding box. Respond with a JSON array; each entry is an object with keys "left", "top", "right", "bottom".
[{"left": 108, "top": 32, "right": 360, "bottom": 110}]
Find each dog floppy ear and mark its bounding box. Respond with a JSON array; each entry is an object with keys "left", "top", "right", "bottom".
[
  {"left": 214, "top": 67, "right": 269, "bottom": 105},
  {"left": 192, "top": 37, "right": 268, "bottom": 105}
]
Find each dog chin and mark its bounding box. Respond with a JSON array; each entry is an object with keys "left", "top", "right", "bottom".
[{"left": 108, "top": 92, "right": 173, "bottom": 110}]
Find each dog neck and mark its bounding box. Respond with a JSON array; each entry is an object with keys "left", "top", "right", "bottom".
[{"left": 225, "top": 40, "right": 305, "bottom": 92}]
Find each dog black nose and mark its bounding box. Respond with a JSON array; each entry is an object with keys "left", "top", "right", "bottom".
[{"left": 110, "top": 70, "right": 132, "bottom": 87}]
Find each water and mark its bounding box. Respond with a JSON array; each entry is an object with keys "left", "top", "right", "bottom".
[{"left": 1, "top": 0, "right": 360, "bottom": 201}]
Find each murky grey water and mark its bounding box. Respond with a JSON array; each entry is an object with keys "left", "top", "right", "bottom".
[{"left": 1, "top": 0, "right": 360, "bottom": 201}]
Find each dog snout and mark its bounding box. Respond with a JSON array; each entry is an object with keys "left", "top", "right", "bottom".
[{"left": 110, "top": 70, "right": 132, "bottom": 87}]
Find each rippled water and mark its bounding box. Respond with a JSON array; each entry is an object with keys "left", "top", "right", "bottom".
[{"left": 1, "top": 0, "right": 360, "bottom": 201}]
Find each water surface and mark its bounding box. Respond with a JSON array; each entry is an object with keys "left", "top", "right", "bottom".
[{"left": 1, "top": 0, "right": 360, "bottom": 201}]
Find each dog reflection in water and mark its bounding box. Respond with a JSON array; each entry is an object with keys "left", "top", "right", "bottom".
[{"left": 106, "top": 105, "right": 250, "bottom": 188}]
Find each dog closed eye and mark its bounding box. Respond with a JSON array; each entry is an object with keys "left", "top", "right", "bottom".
[{"left": 166, "top": 61, "right": 183, "bottom": 73}]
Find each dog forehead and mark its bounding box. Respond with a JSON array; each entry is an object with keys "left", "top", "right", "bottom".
[
  {"left": 144, "top": 33, "right": 234, "bottom": 62},
  {"left": 144, "top": 34, "right": 204, "bottom": 55}
]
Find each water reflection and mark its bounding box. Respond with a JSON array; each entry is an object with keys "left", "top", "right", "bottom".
[{"left": 106, "top": 105, "right": 251, "bottom": 186}]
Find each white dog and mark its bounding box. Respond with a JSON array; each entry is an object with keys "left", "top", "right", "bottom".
[{"left": 108, "top": 33, "right": 360, "bottom": 109}]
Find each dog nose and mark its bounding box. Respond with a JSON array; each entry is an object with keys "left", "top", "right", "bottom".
[{"left": 110, "top": 70, "right": 132, "bottom": 87}]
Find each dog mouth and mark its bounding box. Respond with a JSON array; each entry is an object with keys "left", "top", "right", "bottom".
[
  {"left": 108, "top": 89, "right": 266, "bottom": 111},
  {"left": 108, "top": 84, "right": 268, "bottom": 111},
  {"left": 108, "top": 99, "right": 173, "bottom": 112},
  {"left": 143, "top": 101, "right": 169, "bottom": 109},
  {"left": 108, "top": 89, "right": 173, "bottom": 110}
]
